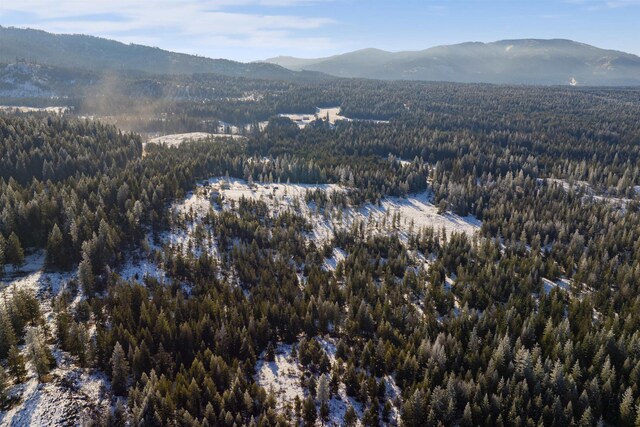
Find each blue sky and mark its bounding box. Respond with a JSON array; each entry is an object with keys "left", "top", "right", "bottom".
[{"left": 1, "top": 0, "right": 639, "bottom": 61}]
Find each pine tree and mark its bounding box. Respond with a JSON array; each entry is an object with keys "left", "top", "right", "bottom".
[
  {"left": 317, "top": 373, "right": 330, "bottom": 404},
  {"left": 345, "top": 363, "right": 359, "bottom": 396},
  {"left": 7, "top": 345, "right": 27, "bottom": 383},
  {"left": 579, "top": 407, "right": 594, "bottom": 427},
  {"left": 0, "top": 365, "right": 8, "bottom": 406},
  {"left": 620, "top": 387, "right": 635, "bottom": 427},
  {"left": 72, "top": 323, "right": 92, "bottom": 368},
  {"left": 383, "top": 400, "right": 392, "bottom": 423},
  {"left": 303, "top": 396, "right": 317, "bottom": 426},
  {"left": 45, "top": 224, "right": 64, "bottom": 269},
  {"left": 363, "top": 401, "right": 380, "bottom": 427},
  {"left": 113, "top": 399, "right": 128, "bottom": 427},
  {"left": 265, "top": 342, "right": 275, "bottom": 362},
  {"left": 6, "top": 232, "right": 24, "bottom": 271},
  {"left": 462, "top": 402, "right": 473, "bottom": 427},
  {"left": 0, "top": 311, "right": 17, "bottom": 360},
  {"left": 0, "top": 234, "right": 6, "bottom": 275},
  {"left": 131, "top": 370, "right": 159, "bottom": 425},
  {"left": 402, "top": 388, "right": 426, "bottom": 427},
  {"left": 26, "top": 327, "right": 55, "bottom": 381},
  {"left": 111, "top": 342, "right": 130, "bottom": 396},
  {"left": 294, "top": 395, "right": 302, "bottom": 424},
  {"left": 78, "top": 256, "right": 95, "bottom": 296},
  {"left": 320, "top": 401, "right": 329, "bottom": 423},
  {"left": 344, "top": 406, "right": 357, "bottom": 426}
]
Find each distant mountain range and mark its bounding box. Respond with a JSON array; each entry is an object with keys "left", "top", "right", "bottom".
[
  {"left": 0, "top": 26, "right": 325, "bottom": 81},
  {"left": 266, "top": 39, "right": 640, "bottom": 86},
  {"left": 1, "top": 27, "right": 639, "bottom": 86}
]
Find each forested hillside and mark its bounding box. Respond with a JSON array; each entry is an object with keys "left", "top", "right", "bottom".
[
  {"left": 0, "top": 27, "right": 326, "bottom": 81},
  {"left": 2, "top": 81, "right": 640, "bottom": 426}
]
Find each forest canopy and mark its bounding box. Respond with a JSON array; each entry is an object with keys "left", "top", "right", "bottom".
[{"left": 1, "top": 80, "right": 640, "bottom": 426}]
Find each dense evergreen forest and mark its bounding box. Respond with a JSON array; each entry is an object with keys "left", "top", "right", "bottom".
[{"left": 2, "top": 78, "right": 640, "bottom": 426}]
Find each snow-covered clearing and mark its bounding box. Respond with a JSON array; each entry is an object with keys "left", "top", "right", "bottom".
[
  {"left": 167, "top": 190, "right": 220, "bottom": 260},
  {"left": 217, "top": 120, "right": 270, "bottom": 135},
  {"left": 323, "top": 248, "right": 346, "bottom": 272},
  {"left": 314, "top": 337, "right": 368, "bottom": 426},
  {"left": 0, "top": 251, "right": 69, "bottom": 325},
  {"left": 0, "top": 106, "right": 69, "bottom": 115},
  {"left": 115, "top": 181, "right": 229, "bottom": 288},
  {"left": 361, "top": 191, "right": 480, "bottom": 239},
  {"left": 117, "top": 184, "right": 226, "bottom": 286},
  {"left": 217, "top": 121, "right": 241, "bottom": 135},
  {"left": 318, "top": 336, "right": 402, "bottom": 425},
  {"left": 228, "top": 92, "right": 264, "bottom": 102},
  {"left": 325, "top": 380, "right": 368, "bottom": 426},
  {"left": 0, "top": 352, "right": 109, "bottom": 427},
  {"left": 145, "top": 131, "right": 245, "bottom": 148},
  {"left": 278, "top": 112, "right": 318, "bottom": 128},
  {"left": 118, "top": 254, "right": 167, "bottom": 284},
  {"left": 1, "top": 251, "right": 47, "bottom": 282},
  {"left": 255, "top": 344, "right": 304, "bottom": 411},
  {"left": 316, "top": 107, "right": 349, "bottom": 125},
  {"left": 0, "top": 252, "right": 110, "bottom": 427},
  {"left": 199, "top": 177, "right": 479, "bottom": 247},
  {"left": 206, "top": 177, "right": 342, "bottom": 245},
  {"left": 279, "top": 106, "right": 389, "bottom": 129}
]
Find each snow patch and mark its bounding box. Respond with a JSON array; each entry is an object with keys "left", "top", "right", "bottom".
[
  {"left": 279, "top": 106, "right": 389, "bottom": 129},
  {"left": 0, "top": 354, "right": 109, "bottom": 427},
  {"left": 323, "top": 248, "right": 346, "bottom": 272},
  {"left": 255, "top": 344, "right": 304, "bottom": 410},
  {"left": 0, "top": 106, "right": 68, "bottom": 115},
  {"left": 145, "top": 132, "right": 244, "bottom": 148},
  {"left": 542, "top": 277, "right": 571, "bottom": 294}
]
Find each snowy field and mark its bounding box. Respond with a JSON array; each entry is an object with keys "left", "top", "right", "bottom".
[
  {"left": 202, "top": 177, "right": 479, "bottom": 245},
  {"left": 255, "top": 344, "right": 304, "bottom": 410},
  {"left": 279, "top": 107, "right": 389, "bottom": 128},
  {"left": 145, "top": 131, "right": 245, "bottom": 148},
  {"left": 216, "top": 120, "right": 269, "bottom": 135},
  {"left": 0, "top": 106, "right": 69, "bottom": 115},
  {"left": 118, "top": 254, "right": 167, "bottom": 285}
]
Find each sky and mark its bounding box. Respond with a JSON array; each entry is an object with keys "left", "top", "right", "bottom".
[{"left": 0, "top": 0, "right": 639, "bottom": 62}]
